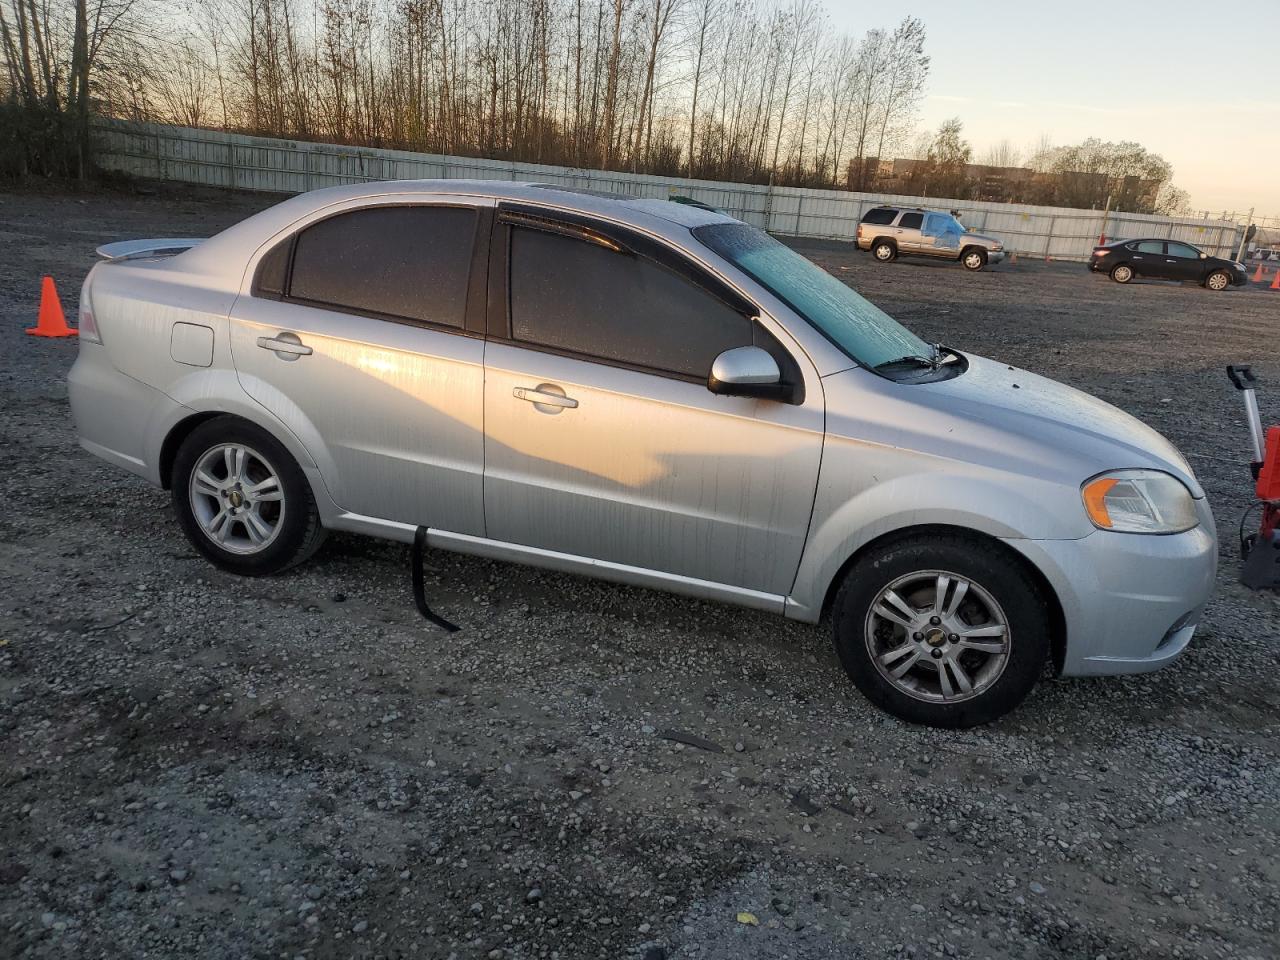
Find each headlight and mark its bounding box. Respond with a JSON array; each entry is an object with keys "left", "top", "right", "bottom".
[{"left": 1081, "top": 470, "right": 1198, "bottom": 534}]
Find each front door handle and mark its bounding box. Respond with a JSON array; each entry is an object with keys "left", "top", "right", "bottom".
[{"left": 514, "top": 386, "right": 578, "bottom": 409}]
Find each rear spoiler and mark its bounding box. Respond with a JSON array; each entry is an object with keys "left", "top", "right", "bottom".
[{"left": 95, "top": 238, "right": 205, "bottom": 262}]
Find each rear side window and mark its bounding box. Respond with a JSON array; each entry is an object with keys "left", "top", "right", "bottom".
[
  {"left": 285, "top": 206, "right": 476, "bottom": 327},
  {"left": 898, "top": 212, "right": 924, "bottom": 229},
  {"left": 1135, "top": 240, "right": 1165, "bottom": 254},
  {"left": 860, "top": 208, "right": 897, "bottom": 226},
  {"left": 509, "top": 226, "right": 752, "bottom": 378}
]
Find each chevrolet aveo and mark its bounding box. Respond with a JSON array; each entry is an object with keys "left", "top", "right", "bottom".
[{"left": 68, "top": 181, "right": 1217, "bottom": 727}]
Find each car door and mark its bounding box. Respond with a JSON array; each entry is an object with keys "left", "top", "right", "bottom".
[
  {"left": 1164, "top": 241, "right": 1207, "bottom": 282},
  {"left": 895, "top": 211, "right": 925, "bottom": 253},
  {"left": 480, "top": 209, "right": 825, "bottom": 599},
  {"left": 922, "top": 212, "right": 965, "bottom": 259},
  {"left": 1129, "top": 240, "right": 1167, "bottom": 278},
  {"left": 229, "top": 199, "right": 490, "bottom": 534}
]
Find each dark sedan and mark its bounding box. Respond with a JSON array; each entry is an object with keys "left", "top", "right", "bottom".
[{"left": 1089, "top": 238, "right": 1247, "bottom": 290}]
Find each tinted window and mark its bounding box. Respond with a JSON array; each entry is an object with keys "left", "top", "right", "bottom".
[
  {"left": 1167, "top": 242, "right": 1200, "bottom": 258},
  {"left": 898, "top": 212, "right": 924, "bottom": 229},
  {"left": 861, "top": 208, "right": 897, "bottom": 226},
  {"left": 695, "top": 222, "right": 933, "bottom": 370},
  {"left": 254, "top": 238, "right": 290, "bottom": 298},
  {"left": 288, "top": 206, "right": 476, "bottom": 327},
  {"left": 1135, "top": 240, "right": 1165, "bottom": 254},
  {"left": 509, "top": 226, "right": 752, "bottom": 378}
]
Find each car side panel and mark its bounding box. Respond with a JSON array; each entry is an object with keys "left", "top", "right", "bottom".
[{"left": 785, "top": 367, "right": 1094, "bottom": 622}]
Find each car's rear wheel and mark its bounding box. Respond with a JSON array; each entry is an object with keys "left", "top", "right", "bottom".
[
  {"left": 1110, "top": 264, "right": 1134, "bottom": 284},
  {"left": 872, "top": 240, "right": 897, "bottom": 262},
  {"left": 1205, "top": 270, "right": 1231, "bottom": 291},
  {"left": 172, "top": 416, "right": 326, "bottom": 575},
  {"left": 831, "top": 534, "right": 1049, "bottom": 728},
  {"left": 961, "top": 247, "right": 987, "bottom": 271}
]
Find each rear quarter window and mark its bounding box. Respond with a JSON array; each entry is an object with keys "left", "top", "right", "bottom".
[{"left": 860, "top": 208, "right": 898, "bottom": 226}]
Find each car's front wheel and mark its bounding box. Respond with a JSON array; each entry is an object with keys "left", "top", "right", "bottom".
[
  {"left": 961, "top": 247, "right": 987, "bottom": 271},
  {"left": 872, "top": 240, "right": 897, "bottom": 262},
  {"left": 1110, "top": 263, "right": 1134, "bottom": 283},
  {"left": 832, "top": 534, "right": 1049, "bottom": 727},
  {"left": 1205, "top": 270, "right": 1231, "bottom": 291},
  {"left": 172, "top": 416, "right": 326, "bottom": 575}
]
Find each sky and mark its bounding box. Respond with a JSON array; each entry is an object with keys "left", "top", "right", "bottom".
[{"left": 828, "top": 1, "right": 1280, "bottom": 216}]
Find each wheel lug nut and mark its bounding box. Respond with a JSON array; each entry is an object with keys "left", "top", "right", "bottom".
[
  {"left": 929, "top": 616, "right": 941, "bottom": 626},
  {"left": 912, "top": 632, "right": 922, "bottom": 641},
  {"left": 930, "top": 649, "right": 943, "bottom": 659},
  {"left": 949, "top": 634, "right": 958, "bottom": 642}
]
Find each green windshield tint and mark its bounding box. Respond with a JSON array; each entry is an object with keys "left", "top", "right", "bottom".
[{"left": 693, "top": 223, "right": 931, "bottom": 369}]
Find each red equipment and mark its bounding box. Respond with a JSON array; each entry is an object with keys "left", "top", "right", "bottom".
[{"left": 1227, "top": 365, "right": 1280, "bottom": 588}]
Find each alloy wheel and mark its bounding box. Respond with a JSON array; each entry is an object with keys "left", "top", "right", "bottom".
[
  {"left": 964, "top": 251, "right": 984, "bottom": 270},
  {"left": 1207, "top": 272, "right": 1228, "bottom": 291},
  {"left": 864, "top": 570, "right": 1010, "bottom": 703},
  {"left": 188, "top": 443, "right": 286, "bottom": 555}
]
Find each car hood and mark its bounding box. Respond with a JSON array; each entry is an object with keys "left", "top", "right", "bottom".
[
  {"left": 825, "top": 353, "right": 1203, "bottom": 498},
  {"left": 962, "top": 232, "right": 1001, "bottom": 246}
]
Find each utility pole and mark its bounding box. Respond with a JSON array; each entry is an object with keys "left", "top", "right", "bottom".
[{"left": 1236, "top": 208, "right": 1255, "bottom": 262}]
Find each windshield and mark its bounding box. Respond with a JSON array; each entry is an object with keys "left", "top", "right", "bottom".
[{"left": 693, "top": 222, "right": 934, "bottom": 369}]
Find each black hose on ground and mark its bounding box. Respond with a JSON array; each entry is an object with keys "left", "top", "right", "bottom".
[{"left": 412, "top": 526, "right": 460, "bottom": 632}]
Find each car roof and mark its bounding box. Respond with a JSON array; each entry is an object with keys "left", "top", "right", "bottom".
[
  {"left": 180, "top": 179, "right": 740, "bottom": 278},
  {"left": 1109, "top": 238, "right": 1198, "bottom": 247},
  {"left": 863, "top": 205, "right": 936, "bottom": 216}
]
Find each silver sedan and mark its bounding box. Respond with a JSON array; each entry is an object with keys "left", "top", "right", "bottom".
[{"left": 68, "top": 180, "right": 1216, "bottom": 727}]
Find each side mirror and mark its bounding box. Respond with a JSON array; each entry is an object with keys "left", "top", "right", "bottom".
[
  {"left": 1200, "top": 252, "right": 1208, "bottom": 259},
  {"left": 708, "top": 346, "right": 790, "bottom": 401}
]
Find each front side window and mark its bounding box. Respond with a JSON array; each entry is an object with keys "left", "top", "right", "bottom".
[
  {"left": 695, "top": 222, "right": 933, "bottom": 370},
  {"left": 285, "top": 205, "right": 476, "bottom": 327},
  {"left": 898, "top": 212, "right": 924, "bottom": 230},
  {"left": 1167, "top": 242, "right": 1200, "bottom": 259},
  {"left": 509, "top": 226, "right": 753, "bottom": 378}
]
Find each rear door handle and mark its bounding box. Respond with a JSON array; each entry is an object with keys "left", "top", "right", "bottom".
[
  {"left": 514, "top": 386, "right": 578, "bottom": 409},
  {"left": 256, "top": 333, "right": 313, "bottom": 358}
]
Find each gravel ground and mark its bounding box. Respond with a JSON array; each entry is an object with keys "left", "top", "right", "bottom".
[{"left": 1, "top": 182, "right": 1278, "bottom": 960}]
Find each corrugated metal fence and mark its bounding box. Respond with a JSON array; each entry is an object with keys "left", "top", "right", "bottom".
[{"left": 94, "top": 120, "right": 1242, "bottom": 263}]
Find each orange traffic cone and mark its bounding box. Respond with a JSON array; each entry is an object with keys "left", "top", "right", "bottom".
[
  {"left": 25, "top": 276, "right": 76, "bottom": 338},
  {"left": 1271, "top": 271, "right": 1280, "bottom": 291},
  {"left": 1253, "top": 263, "right": 1266, "bottom": 283}
]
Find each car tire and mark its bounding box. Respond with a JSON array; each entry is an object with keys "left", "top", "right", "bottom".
[
  {"left": 831, "top": 533, "right": 1050, "bottom": 728},
  {"left": 1110, "top": 264, "right": 1134, "bottom": 284},
  {"left": 872, "top": 240, "right": 897, "bottom": 263},
  {"left": 172, "top": 416, "right": 326, "bottom": 576},
  {"left": 961, "top": 247, "right": 987, "bottom": 271},
  {"left": 1205, "top": 270, "right": 1231, "bottom": 291}
]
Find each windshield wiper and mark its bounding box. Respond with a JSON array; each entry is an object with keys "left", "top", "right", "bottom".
[
  {"left": 874, "top": 344, "right": 964, "bottom": 375},
  {"left": 874, "top": 354, "right": 939, "bottom": 371}
]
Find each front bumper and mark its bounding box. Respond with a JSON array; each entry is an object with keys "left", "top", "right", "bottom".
[
  {"left": 986, "top": 250, "right": 1006, "bottom": 264},
  {"left": 1004, "top": 497, "right": 1217, "bottom": 676}
]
